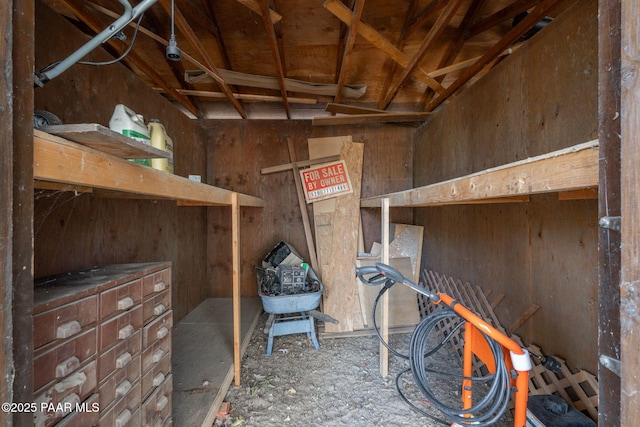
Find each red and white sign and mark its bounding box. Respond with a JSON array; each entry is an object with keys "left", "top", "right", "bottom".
[{"left": 300, "top": 160, "right": 353, "bottom": 203}]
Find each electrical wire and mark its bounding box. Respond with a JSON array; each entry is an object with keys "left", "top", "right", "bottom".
[
  {"left": 78, "top": 12, "right": 145, "bottom": 66},
  {"left": 369, "top": 280, "right": 512, "bottom": 426}
]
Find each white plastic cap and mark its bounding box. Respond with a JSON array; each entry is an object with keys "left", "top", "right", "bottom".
[{"left": 510, "top": 349, "right": 532, "bottom": 371}]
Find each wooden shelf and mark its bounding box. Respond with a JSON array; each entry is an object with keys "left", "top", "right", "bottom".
[
  {"left": 361, "top": 140, "right": 599, "bottom": 208},
  {"left": 34, "top": 129, "right": 264, "bottom": 207}
]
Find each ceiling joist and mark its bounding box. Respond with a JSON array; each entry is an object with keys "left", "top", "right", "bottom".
[
  {"left": 426, "top": 0, "right": 563, "bottom": 112},
  {"left": 333, "top": 0, "right": 366, "bottom": 105},
  {"left": 233, "top": 0, "right": 282, "bottom": 24},
  {"left": 467, "top": 0, "right": 541, "bottom": 39},
  {"left": 259, "top": 0, "right": 290, "bottom": 118},
  {"left": 158, "top": 0, "right": 246, "bottom": 118},
  {"left": 323, "top": 0, "right": 445, "bottom": 95}
]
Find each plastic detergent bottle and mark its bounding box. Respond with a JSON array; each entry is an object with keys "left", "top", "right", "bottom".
[
  {"left": 109, "top": 104, "right": 152, "bottom": 167},
  {"left": 148, "top": 119, "right": 174, "bottom": 174}
]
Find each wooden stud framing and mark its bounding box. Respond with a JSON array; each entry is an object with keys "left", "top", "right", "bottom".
[{"left": 232, "top": 192, "right": 241, "bottom": 386}]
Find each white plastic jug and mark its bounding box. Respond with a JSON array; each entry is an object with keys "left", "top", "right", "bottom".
[{"left": 109, "top": 104, "right": 151, "bottom": 145}]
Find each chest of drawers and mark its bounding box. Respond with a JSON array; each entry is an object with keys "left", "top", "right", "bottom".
[{"left": 33, "top": 262, "right": 173, "bottom": 427}]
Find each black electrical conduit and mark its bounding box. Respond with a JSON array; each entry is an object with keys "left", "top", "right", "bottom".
[{"left": 362, "top": 270, "right": 513, "bottom": 426}]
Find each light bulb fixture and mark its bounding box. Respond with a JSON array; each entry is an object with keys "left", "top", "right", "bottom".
[{"left": 166, "top": 0, "right": 181, "bottom": 61}]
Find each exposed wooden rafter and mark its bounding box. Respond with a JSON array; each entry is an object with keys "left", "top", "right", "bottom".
[
  {"left": 233, "top": 0, "right": 282, "bottom": 24},
  {"left": 163, "top": 88, "right": 317, "bottom": 104},
  {"left": 158, "top": 0, "right": 247, "bottom": 118},
  {"left": 333, "top": 0, "right": 365, "bottom": 105},
  {"left": 57, "top": 0, "right": 200, "bottom": 117},
  {"left": 467, "top": 0, "right": 541, "bottom": 39},
  {"left": 259, "top": 0, "right": 290, "bottom": 118},
  {"left": 425, "top": 0, "right": 564, "bottom": 112},
  {"left": 313, "top": 111, "right": 432, "bottom": 126},
  {"left": 420, "top": 0, "right": 488, "bottom": 106},
  {"left": 380, "top": 0, "right": 465, "bottom": 109},
  {"left": 181, "top": 0, "right": 234, "bottom": 71},
  {"left": 403, "top": 0, "right": 448, "bottom": 41},
  {"left": 323, "top": 0, "right": 445, "bottom": 94}
]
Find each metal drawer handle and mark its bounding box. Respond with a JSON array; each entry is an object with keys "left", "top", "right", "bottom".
[
  {"left": 56, "top": 320, "right": 81, "bottom": 339},
  {"left": 116, "top": 380, "right": 132, "bottom": 397},
  {"left": 152, "top": 349, "right": 165, "bottom": 363},
  {"left": 156, "top": 326, "right": 169, "bottom": 340},
  {"left": 118, "top": 324, "right": 134, "bottom": 340},
  {"left": 156, "top": 395, "right": 169, "bottom": 411},
  {"left": 116, "top": 352, "right": 133, "bottom": 369},
  {"left": 153, "top": 304, "right": 166, "bottom": 316},
  {"left": 115, "top": 409, "right": 132, "bottom": 427},
  {"left": 55, "top": 356, "right": 80, "bottom": 378},
  {"left": 152, "top": 372, "right": 166, "bottom": 387},
  {"left": 117, "top": 297, "right": 134, "bottom": 311},
  {"left": 153, "top": 282, "right": 166, "bottom": 293}
]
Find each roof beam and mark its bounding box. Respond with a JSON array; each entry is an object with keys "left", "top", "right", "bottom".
[
  {"left": 420, "top": 0, "right": 488, "bottom": 106},
  {"left": 323, "top": 0, "right": 445, "bottom": 94},
  {"left": 467, "top": 0, "right": 541, "bottom": 39},
  {"left": 380, "top": 0, "right": 465, "bottom": 109},
  {"left": 259, "top": 0, "right": 290, "bottom": 118},
  {"left": 158, "top": 0, "right": 247, "bottom": 118},
  {"left": 233, "top": 0, "right": 283, "bottom": 24},
  {"left": 58, "top": 0, "right": 200, "bottom": 117},
  {"left": 425, "top": 0, "right": 563, "bottom": 112},
  {"left": 333, "top": 0, "right": 366, "bottom": 105},
  {"left": 404, "top": 0, "right": 449, "bottom": 39},
  {"left": 313, "top": 112, "right": 432, "bottom": 126},
  {"left": 181, "top": 0, "right": 234, "bottom": 71}
]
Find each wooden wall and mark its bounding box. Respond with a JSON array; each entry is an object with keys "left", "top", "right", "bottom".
[
  {"left": 200, "top": 120, "right": 415, "bottom": 297},
  {"left": 33, "top": 2, "right": 208, "bottom": 322},
  {"left": 413, "top": 0, "right": 598, "bottom": 372}
]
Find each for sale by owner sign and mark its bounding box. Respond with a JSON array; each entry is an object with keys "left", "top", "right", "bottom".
[{"left": 300, "top": 160, "right": 353, "bottom": 203}]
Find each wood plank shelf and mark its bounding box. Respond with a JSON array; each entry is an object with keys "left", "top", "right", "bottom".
[
  {"left": 360, "top": 140, "right": 599, "bottom": 208},
  {"left": 34, "top": 129, "right": 264, "bottom": 207}
]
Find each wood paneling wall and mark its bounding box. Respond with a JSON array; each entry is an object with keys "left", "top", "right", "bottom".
[
  {"left": 413, "top": 0, "right": 599, "bottom": 372},
  {"left": 201, "top": 120, "right": 414, "bottom": 297},
  {"left": 33, "top": 2, "right": 207, "bottom": 323}
]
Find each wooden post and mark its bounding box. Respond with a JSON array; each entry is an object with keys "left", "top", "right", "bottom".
[
  {"left": 380, "top": 197, "right": 390, "bottom": 377},
  {"left": 232, "top": 192, "right": 242, "bottom": 386}
]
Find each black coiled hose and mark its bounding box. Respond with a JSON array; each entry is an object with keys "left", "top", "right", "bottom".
[{"left": 371, "top": 283, "right": 512, "bottom": 426}]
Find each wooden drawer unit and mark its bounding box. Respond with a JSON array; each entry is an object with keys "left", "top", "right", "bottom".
[
  {"left": 141, "top": 352, "right": 171, "bottom": 400},
  {"left": 98, "top": 329, "right": 141, "bottom": 383},
  {"left": 99, "top": 353, "right": 141, "bottom": 412},
  {"left": 141, "top": 335, "right": 171, "bottom": 375},
  {"left": 142, "top": 310, "right": 172, "bottom": 348},
  {"left": 141, "top": 374, "right": 172, "bottom": 427},
  {"left": 34, "top": 262, "right": 172, "bottom": 427},
  {"left": 34, "top": 328, "right": 97, "bottom": 393},
  {"left": 100, "top": 278, "right": 142, "bottom": 320},
  {"left": 34, "top": 360, "right": 98, "bottom": 427},
  {"left": 99, "top": 305, "right": 143, "bottom": 352},
  {"left": 142, "top": 289, "right": 171, "bottom": 325},
  {"left": 98, "top": 381, "right": 142, "bottom": 427},
  {"left": 33, "top": 295, "right": 98, "bottom": 350},
  {"left": 142, "top": 268, "right": 171, "bottom": 299}
]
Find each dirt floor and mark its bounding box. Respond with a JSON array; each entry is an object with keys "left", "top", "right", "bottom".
[{"left": 220, "top": 313, "right": 515, "bottom": 427}]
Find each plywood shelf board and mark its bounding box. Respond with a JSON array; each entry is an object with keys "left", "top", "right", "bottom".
[
  {"left": 34, "top": 129, "right": 264, "bottom": 207},
  {"left": 39, "top": 123, "right": 172, "bottom": 159},
  {"left": 361, "top": 140, "right": 599, "bottom": 207}
]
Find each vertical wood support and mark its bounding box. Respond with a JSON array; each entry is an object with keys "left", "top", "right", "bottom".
[
  {"left": 380, "top": 198, "right": 390, "bottom": 377},
  {"left": 597, "top": 0, "right": 621, "bottom": 424},
  {"left": 232, "top": 192, "right": 242, "bottom": 386},
  {"left": 620, "top": 0, "right": 640, "bottom": 424}
]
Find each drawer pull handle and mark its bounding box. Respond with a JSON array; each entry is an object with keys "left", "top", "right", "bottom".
[
  {"left": 55, "top": 356, "right": 80, "bottom": 378},
  {"left": 117, "top": 297, "right": 134, "bottom": 311},
  {"left": 56, "top": 320, "right": 81, "bottom": 339},
  {"left": 54, "top": 371, "right": 87, "bottom": 392},
  {"left": 156, "top": 326, "right": 169, "bottom": 340},
  {"left": 115, "top": 409, "right": 132, "bottom": 427},
  {"left": 153, "top": 282, "right": 166, "bottom": 293},
  {"left": 152, "top": 372, "right": 166, "bottom": 387},
  {"left": 116, "top": 380, "right": 132, "bottom": 397},
  {"left": 116, "top": 352, "right": 133, "bottom": 369},
  {"left": 118, "top": 324, "right": 134, "bottom": 340},
  {"left": 153, "top": 304, "right": 166, "bottom": 316},
  {"left": 55, "top": 393, "right": 80, "bottom": 416},
  {"left": 152, "top": 349, "right": 165, "bottom": 363},
  {"left": 156, "top": 395, "right": 169, "bottom": 411}
]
